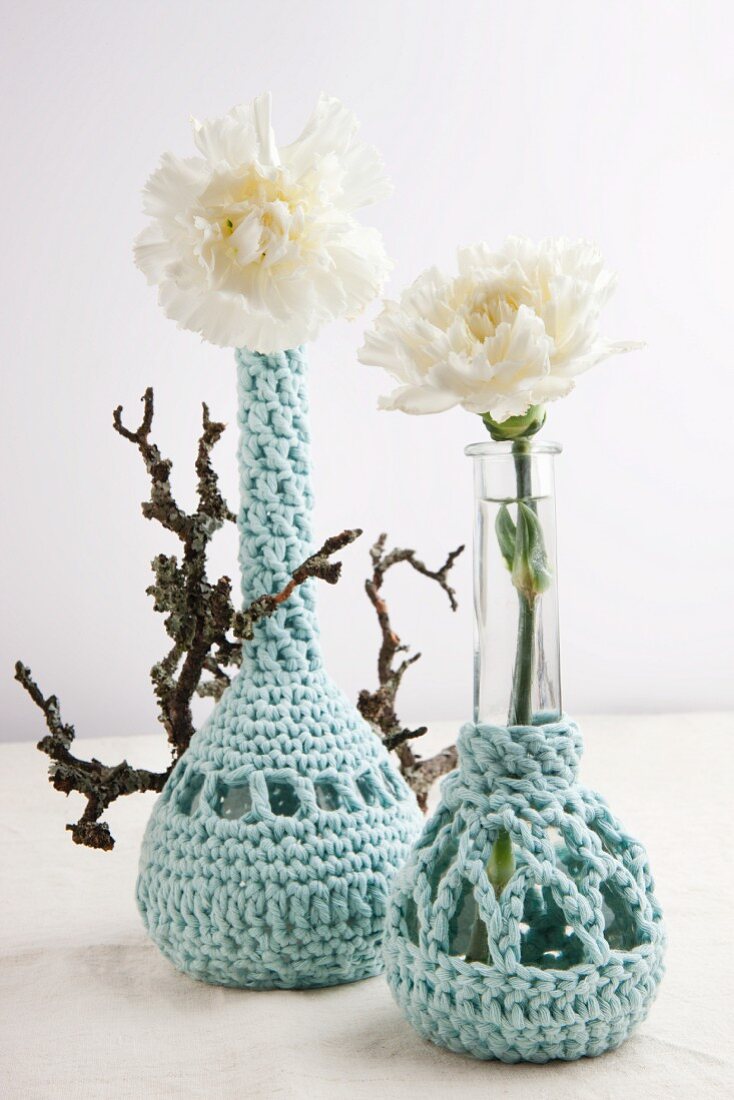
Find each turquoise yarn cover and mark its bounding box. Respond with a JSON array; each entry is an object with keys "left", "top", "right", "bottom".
[
  {"left": 383, "top": 717, "right": 665, "bottom": 1061},
  {"left": 137, "top": 348, "right": 421, "bottom": 989}
]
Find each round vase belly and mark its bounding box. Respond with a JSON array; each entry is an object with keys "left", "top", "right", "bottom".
[
  {"left": 138, "top": 669, "right": 419, "bottom": 989},
  {"left": 383, "top": 717, "right": 665, "bottom": 1062},
  {"left": 136, "top": 347, "right": 421, "bottom": 988}
]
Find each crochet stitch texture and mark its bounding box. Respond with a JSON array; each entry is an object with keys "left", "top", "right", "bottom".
[
  {"left": 383, "top": 716, "right": 665, "bottom": 1061},
  {"left": 137, "top": 347, "right": 421, "bottom": 989}
]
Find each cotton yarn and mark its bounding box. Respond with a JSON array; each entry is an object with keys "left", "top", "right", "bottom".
[
  {"left": 137, "top": 347, "right": 421, "bottom": 989},
  {"left": 383, "top": 716, "right": 665, "bottom": 1061}
]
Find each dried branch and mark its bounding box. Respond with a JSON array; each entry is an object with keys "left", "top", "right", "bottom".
[
  {"left": 17, "top": 387, "right": 361, "bottom": 848},
  {"left": 14, "top": 661, "right": 167, "bottom": 850},
  {"left": 113, "top": 390, "right": 236, "bottom": 756},
  {"left": 18, "top": 385, "right": 462, "bottom": 841},
  {"left": 231, "top": 529, "right": 362, "bottom": 642},
  {"left": 358, "top": 534, "right": 464, "bottom": 811},
  {"left": 16, "top": 528, "right": 360, "bottom": 848}
]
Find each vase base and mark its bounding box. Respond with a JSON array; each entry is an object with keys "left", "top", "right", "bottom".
[
  {"left": 385, "top": 938, "right": 665, "bottom": 1062},
  {"left": 154, "top": 941, "right": 386, "bottom": 990},
  {"left": 138, "top": 859, "right": 402, "bottom": 991}
]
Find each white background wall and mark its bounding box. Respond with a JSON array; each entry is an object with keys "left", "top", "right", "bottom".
[{"left": 3, "top": 0, "right": 732, "bottom": 743}]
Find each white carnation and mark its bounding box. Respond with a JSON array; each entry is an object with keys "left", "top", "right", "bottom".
[
  {"left": 135, "top": 93, "right": 392, "bottom": 351},
  {"left": 359, "top": 237, "right": 641, "bottom": 421}
]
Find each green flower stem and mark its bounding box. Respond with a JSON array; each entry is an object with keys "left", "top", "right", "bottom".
[
  {"left": 466, "top": 435, "right": 541, "bottom": 962},
  {"left": 465, "top": 830, "right": 516, "bottom": 964},
  {"left": 468, "top": 441, "right": 532, "bottom": 960},
  {"left": 464, "top": 907, "right": 489, "bottom": 963},
  {"left": 508, "top": 593, "right": 536, "bottom": 725},
  {"left": 488, "top": 829, "right": 515, "bottom": 894},
  {"left": 508, "top": 438, "right": 535, "bottom": 726},
  {"left": 512, "top": 437, "right": 532, "bottom": 499}
]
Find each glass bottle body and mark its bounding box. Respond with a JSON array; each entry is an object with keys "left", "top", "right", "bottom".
[{"left": 467, "top": 440, "right": 562, "bottom": 726}]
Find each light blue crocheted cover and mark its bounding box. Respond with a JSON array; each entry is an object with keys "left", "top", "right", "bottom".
[
  {"left": 136, "top": 347, "right": 421, "bottom": 989},
  {"left": 383, "top": 716, "right": 665, "bottom": 1061}
]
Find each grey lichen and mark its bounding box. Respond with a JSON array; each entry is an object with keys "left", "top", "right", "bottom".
[
  {"left": 16, "top": 389, "right": 360, "bottom": 848},
  {"left": 16, "top": 389, "right": 462, "bottom": 845}
]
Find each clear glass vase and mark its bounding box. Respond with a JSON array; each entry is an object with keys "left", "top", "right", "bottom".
[{"left": 468, "top": 439, "right": 562, "bottom": 726}]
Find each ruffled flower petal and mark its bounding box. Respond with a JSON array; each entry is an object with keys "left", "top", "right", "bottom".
[
  {"left": 378, "top": 384, "right": 460, "bottom": 414},
  {"left": 282, "top": 94, "right": 392, "bottom": 209},
  {"left": 140, "top": 154, "right": 209, "bottom": 219},
  {"left": 360, "top": 237, "right": 641, "bottom": 420},
  {"left": 190, "top": 97, "right": 277, "bottom": 168},
  {"left": 136, "top": 94, "right": 392, "bottom": 351}
]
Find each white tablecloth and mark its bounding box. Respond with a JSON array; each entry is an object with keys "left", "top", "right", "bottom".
[{"left": 2, "top": 715, "right": 732, "bottom": 1099}]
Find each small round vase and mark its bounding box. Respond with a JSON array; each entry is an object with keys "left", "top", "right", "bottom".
[
  {"left": 382, "top": 440, "right": 665, "bottom": 1060},
  {"left": 383, "top": 716, "right": 665, "bottom": 1061},
  {"left": 136, "top": 347, "right": 421, "bottom": 989}
]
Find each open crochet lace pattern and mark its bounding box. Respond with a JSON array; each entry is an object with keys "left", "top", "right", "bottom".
[
  {"left": 384, "top": 716, "right": 665, "bottom": 1062},
  {"left": 137, "top": 670, "right": 421, "bottom": 989}
]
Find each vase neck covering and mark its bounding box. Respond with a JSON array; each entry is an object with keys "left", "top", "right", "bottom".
[{"left": 235, "top": 346, "right": 322, "bottom": 678}]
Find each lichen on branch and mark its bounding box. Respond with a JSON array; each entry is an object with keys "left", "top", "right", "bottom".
[
  {"left": 16, "top": 388, "right": 361, "bottom": 848},
  {"left": 112, "top": 388, "right": 236, "bottom": 756},
  {"left": 17, "top": 387, "right": 463, "bottom": 846},
  {"left": 14, "top": 662, "right": 167, "bottom": 850}
]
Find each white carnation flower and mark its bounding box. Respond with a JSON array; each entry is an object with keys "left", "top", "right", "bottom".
[
  {"left": 135, "top": 93, "right": 393, "bottom": 351},
  {"left": 359, "top": 237, "right": 641, "bottom": 422}
]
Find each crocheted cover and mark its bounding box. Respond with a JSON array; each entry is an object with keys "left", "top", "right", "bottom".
[
  {"left": 137, "top": 348, "right": 421, "bottom": 989},
  {"left": 383, "top": 716, "right": 665, "bottom": 1062}
]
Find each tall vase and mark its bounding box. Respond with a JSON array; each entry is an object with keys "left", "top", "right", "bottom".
[
  {"left": 137, "top": 348, "right": 421, "bottom": 989},
  {"left": 382, "top": 439, "right": 665, "bottom": 1061}
]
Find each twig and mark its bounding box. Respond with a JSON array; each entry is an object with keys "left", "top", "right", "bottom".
[
  {"left": 231, "top": 529, "right": 362, "bottom": 641},
  {"left": 14, "top": 661, "right": 167, "bottom": 850},
  {"left": 113, "top": 390, "right": 236, "bottom": 756},
  {"left": 358, "top": 534, "right": 464, "bottom": 810}
]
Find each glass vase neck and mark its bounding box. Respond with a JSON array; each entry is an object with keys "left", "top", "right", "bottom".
[
  {"left": 465, "top": 440, "right": 562, "bottom": 456},
  {"left": 466, "top": 436, "right": 562, "bottom": 727},
  {"left": 235, "top": 347, "right": 322, "bottom": 676}
]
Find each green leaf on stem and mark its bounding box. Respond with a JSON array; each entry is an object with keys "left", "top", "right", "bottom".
[
  {"left": 495, "top": 504, "right": 516, "bottom": 571},
  {"left": 511, "top": 502, "right": 552, "bottom": 600}
]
